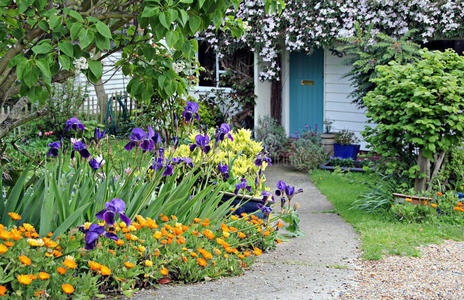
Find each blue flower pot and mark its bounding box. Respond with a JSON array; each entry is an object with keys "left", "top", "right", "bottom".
[{"left": 333, "top": 144, "right": 361, "bottom": 160}]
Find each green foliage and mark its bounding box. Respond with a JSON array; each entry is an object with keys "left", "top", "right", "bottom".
[
  {"left": 432, "top": 148, "right": 464, "bottom": 192},
  {"left": 334, "top": 129, "right": 359, "bottom": 145},
  {"left": 289, "top": 138, "right": 327, "bottom": 172},
  {"left": 337, "top": 24, "right": 421, "bottom": 107},
  {"left": 363, "top": 49, "right": 464, "bottom": 182},
  {"left": 390, "top": 202, "right": 437, "bottom": 223},
  {"left": 351, "top": 174, "right": 397, "bottom": 213},
  {"left": 255, "top": 116, "right": 288, "bottom": 160}
]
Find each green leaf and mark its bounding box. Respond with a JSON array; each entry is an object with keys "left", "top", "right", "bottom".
[
  {"left": 165, "top": 31, "right": 177, "bottom": 48},
  {"left": 58, "top": 41, "right": 74, "bottom": 57},
  {"left": 32, "top": 42, "right": 53, "bottom": 55},
  {"left": 95, "top": 21, "right": 112, "bottom": 39},
  {"left": 23, "top": 66, "right": 40, "bottom": 88},
  {"left": 36, "top": 59, "right": 51, "bottom": 83},
  {"left": 49, "top": 15, "right": 61, "bottom": 29},
  {"left": 79, "top": 29, "right": 95, "bottom": 49},
  {"left": 52, "top": 203, "right": 91, "bottom": 238},
  {"left": 95, "top": 35, "right": 110, "bottom": 51},
  {"left": 88, "top": 60, "right": 102, "bottom": 79},
  {"left": 141, "top": 6, "right": 158, "bottom": 18},
  {"left": 189, "top": 15, "right": 201, "bottom": 33},
  {"left": 179, "top": 9, "right": 188, "bottom": 26},
  {"left": 198, "top": 0, "right": 206, "bottom": 8},
  {"left": 59, "top": 55, "right": 71, "bottom": 70},
  {"left": 68, "top": 9, "right": 84, "bottom": 22},
  {"left": 159, "top": 12, "right": 169, "bottom": 29},
  {"left": 70, "top": 22, "right": 82, "bottom": 41}
]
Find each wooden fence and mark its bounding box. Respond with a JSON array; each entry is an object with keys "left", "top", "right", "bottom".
[{"left": 0, "top": 92, "right": 138, "bottom": 137}]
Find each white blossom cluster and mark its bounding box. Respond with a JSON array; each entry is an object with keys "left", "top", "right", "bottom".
[
  {"left": 203, "top": 0, "right": 464, "bottom": 80},
  {"left": 73, "top": 57, "right": 88, "bottom": 72}
]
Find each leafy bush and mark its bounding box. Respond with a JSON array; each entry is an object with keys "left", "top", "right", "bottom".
[
  {"left": 351, "top": 174, "right": 397, "bottom": 212},
  {"left": 255, "top": 116, "right": 288, "bottom": 160},
  {"left": 363, "top": 49, "right": 464, "bottom": 191},
  {"left": 334, "top": 129, "right": 359, "bottom": 145},
  {"left": 289, "top": 138, "right": 327, "bottom": 172}
]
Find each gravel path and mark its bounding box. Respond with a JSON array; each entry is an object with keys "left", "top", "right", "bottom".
[
  {"left": 342, "top": 240, "right": 464, "bottom": 299},
  {"left": 133, "top": 165, "right": 361, "bottom": 300}
]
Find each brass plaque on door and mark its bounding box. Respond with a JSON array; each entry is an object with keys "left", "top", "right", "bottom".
[{"left": 300, "top": 80, "right": 314, "bottom": 86}]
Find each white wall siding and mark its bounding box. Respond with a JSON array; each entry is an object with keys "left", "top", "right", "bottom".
[
  {"left": 253, "top": 52, "right": 272, "bottom": 130},
  {"left": 324, "top": 50, "right": 370, "bottom": 149}
]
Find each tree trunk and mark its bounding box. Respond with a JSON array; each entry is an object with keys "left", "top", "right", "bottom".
[
  {"left": 415, "top": 149, "right": 430, "bottom": 192},
  {"left": 92, "top": 53, "right": 107, "bottom": 123}
]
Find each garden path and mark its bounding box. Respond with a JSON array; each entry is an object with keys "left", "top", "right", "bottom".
[{"left": 134, "top": 165, "right": 361, "bottom": 300}]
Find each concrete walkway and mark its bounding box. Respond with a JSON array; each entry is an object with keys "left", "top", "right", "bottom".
[{"left": 135, "top": 165, "right": 361, "bottom": 300}]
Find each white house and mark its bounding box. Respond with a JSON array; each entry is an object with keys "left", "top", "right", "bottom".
[{"left": 254, "top": 48, "right": 370, "bottom": 149}]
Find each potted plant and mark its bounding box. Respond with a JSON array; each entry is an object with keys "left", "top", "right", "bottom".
[
  {"left": 333, "top": 129, "right": 361, "bottom": 160},
  {"left": 320, "top": 120, "right": 336, "bottom": 155}
]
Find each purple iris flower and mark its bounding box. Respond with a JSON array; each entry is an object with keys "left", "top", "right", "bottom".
[
  {"left": 234, "top": 178, "right": 251, "bottom": 195},
  {"left": 163, "top": 163, "right": 173, "bottom": 176},
  {"left": 254, "top": 153, "right": 272, "bottom": 167},
  {"left": 73, "top": 141, "right": 90, "bottom": 159},
  {"left": 190, "top": 134, "right": 211, "bottom": 154},
  {"left": 94, "top": 128, "right": 105, "bottom": 143},
  {"left": 215, "top": 123, "right": 234, "bottom": 142},
  {"left": 285, "top": 185, "right": 295, "bottom": 197},
  {"left": 182, "top": 157, "right": 193, "bottom": 168},
  {"left": 261, "top": 190, "right": 274, "bottom": 203},
  {"left": 275, "top": 180, "right": 287, "bottom": 196},
  {"left": 95, "top": 198, "right": 131, "bottom": 226},
  {"left": 89, "top": 157, "right": 104, "bottom": 171},
  {"left": 140, "top": 126, "right": 155, "bottom": 152},
  {"left": 172, "top": 137, "right": 179, "bottom": 148},
  {"left": 47, "top": 141, "right": 61, "bottom": 157},
  {"left": 257, "top": 203, "right": 272, "bottom": 215},
  {"left": 79, "top": 224, "right": 118, "bottom": 250},
  {"left": 150, "top": 157, "right": 164, "bottom": 171},
  {"left": 124, "top": 128, "right": 147, "bottom": 151},
  {"left": 65, "top": 117, "right": 85, "bottom": 131},
  {"left": 152, "top": 132, "right": 163, "bottom": 145},
  {"left": 182, "top": 101, "right": 200, "bottom": 122},
  {"left": 171, "top": 157, "right": 181, "bottom": 164},
  {"left": 218, "top": 163, "right": 229, "bottom": 180}
]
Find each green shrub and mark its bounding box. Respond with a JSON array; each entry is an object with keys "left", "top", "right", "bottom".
[
  {"left": 255, "top": 116, "right": 288, "bottom": 160},
  {"left": 289, "top": 138, "right": 327, "bottom": 172},
  {"left": 363, "top": 49, "right": 464, "bottom": 191}
]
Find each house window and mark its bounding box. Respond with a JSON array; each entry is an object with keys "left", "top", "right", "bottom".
[{"left": 197, "top": 40, "right": 228, "bottom": 88}]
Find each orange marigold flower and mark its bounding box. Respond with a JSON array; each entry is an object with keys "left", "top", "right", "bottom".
[
  {"left": 0, "top": 230, "right": 12, "bottom": 240},
  {"left": 161, "top": 216, "right": 169, "bottom": 222},
  {"left": 62, "top": 283, "right": 74, "bottom": 294},
  {"left": 202, "top": 229, "right": 215, "bottom": 240},
  {"left": 154, "top": 249, "right": 160, "bottom": 257},
  {"left": 17, "top": 274, "right": 33, "bottom": 285},
  {"left": 88, "top": 261, "right": 101, "bottom": 270},
  {"left": 230, "top": 215, "right": 239, "bottom": 220},
  {"left": 243, "top": 251, "right": 252, "bottom": 257},
  {"left": 197, "top": 258, "right": 207, "bottom": 267},
  {"left": 198, "top": 249, "right": 212, "bottom": 259},
  {"left": 47, "top": 232, "right": 53, "bottom": 237},
  {"left": 220, "top": 224, "right": 229, "bottom": 232},
  {"left": 63, "top": 257, "right": 77, "bottom": 269},
  {"left": 277, "top": 222, "right": 284, "bottom": 228},
  {"left": 238, "top": 254, "right": 244, "bottom": 259},
  {"left": 200, "top": 218, "right": 210, "bottom": 227},
  {"left": 190, "top": 252, "right": 198, "bottom": 257},
  {"left": 100, "top": 265, "right": 111, "bottom": 276},
  {"left": 276, "top": 238, "right": 282, "bottom": 244},
  {"left": 19, "top": 255, "right": 31, "bottom": 265},
  {"left": 216, "top": 238, "right": 225, "bottom": 245},
  {"left": 214, "top": 248, "right": 221, "bottom": 255},
  {"left": 240, "top": 213, "right": 248, "bottom": 217},
  {"left": 237, "top": 232, "right": 246, "bottom": 238},
  {"left": 437, "top": 192, "right": 443, "bottom": 196},
  {"left": 10, "top": 229, "right": 22, "bottom": 241},
  {"left": 176, "top": 236, "right": 186, "bottom": 244},
  {"left": 454, "top": 206, "right": 460, "bottom": 211},
  {"left": 263, "top": 231, "right": 270, "bottom": 236},
  {"left": 8, "top": 212, "right": 21, "bottom": 220},
  {"left": 38, "top": 272, "right": 49, "bottom": 280},
  {"left": 114, "top": 239, "right": 124, "bottom": 246},
  {"left": 191, "top": 230, "right": 200, "bottom": 236},
  {"left": 144, "top": 260, "right": 153, "bottom": 267},
  {"left": 160, "top": 267, "right": 169, "bottom": 276},
  {"left": 4, "top": 241, "right": 13, "bottom": 247},
  {"left": 182, "top": 256, "right": 188, "bottom": 262},
  {"left": 57, "top": 267, "right": 66, "bottom": 275},
  {"left": 52, "top": 250, "right": 62, "bottom": 257},
  {"left": 253, "top": 248, "right": 262, "bottom": 256},
  {"left": 457, "top": 202, "right": 463, "bottom": 207},
  {"left": 22, "top": 223, "right": 35, "bottom": 232},
  {"left": 34, "top": 290, "right": 45, "bottom": 297},
  {"left": 224, "top": 254, "right": 229, "bottom": 258},
  {"left": 194, "top": 218, "right": 202, "bottom": 223},
  {"left": 431, "top": 203, "right": 438, "bottom": 208},
  {"left": 124, "top": 262, "right": 135, "bottom": 268},
  {"left": 0, "top": 244, "right": 7, "bottom": 254},
  {"left": 405, "top": 198, "right": 412, "bottom": 202},
  {"left": 153, "top": 231, "right": 163, "bottom": 239},
  {"left": 0, "top": 285, "right": 6, "bottom": 296},
  {"left": 171, "top": 215, "right": 177, "bottom": 220}
]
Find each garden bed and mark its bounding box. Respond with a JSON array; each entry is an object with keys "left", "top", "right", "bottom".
[{"left": 319, "top": 159, "right": 371, "bottom": 172}]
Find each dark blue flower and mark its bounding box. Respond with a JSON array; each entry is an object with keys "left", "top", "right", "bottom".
[
  {"left": 234, "top": 178, "right": 251, "bottom": 195},
  {"left": 218, "top": 163, "right": 229, "bottom": 180},
  {"left": 150, "top": 157, "right": 164, "bottom": 171},
  {"left": 261, "top": 190, "right": 274, "bottom": 202},
  {"left": 140, "top": 126, "right": 155, "bottom": 152},
  {"left": 215, "top": 123, "right": 234, "bottom": 142},
  {"left": 47, "top": 141, "right": 61, "bottom": 157},
  {"left": 94, "top": 128, "right": 105, "bottom": 143},
  {"left": 163, "top": 163, "right": 173, "bottom": 176},
  {"left": 152, "top": 132, "right": 163, "bottom": 145},
  {"left": 73, "top": 141, "right": 90, "bottom": 159},
  {"left": 285, "top": 185, "right": 295, "bottom": 197},
  {"left": 65, "top": 117, "right": 85, "bottom": 131},
  {"left": 257, "top": 203, "right": 272, "bottom": 215},
  {"left": 182, "top": 101, "right": 199, "bottom": 122},
  {"left": 79, "top": 224, "right": 118, "bottom": 250},
  {"left": 190, "top": 134, "right": 211, "bottom": 154},
  {"left": 254, "top": 153, "right": 272, "bottom": 167},
  {"left": 124, "top": 128, "right": 147, "bottom": 151},
  {"left": 182, "top": 157, "right": 193, "bottom": 168},
  {"left": 95, "top": 198, "right": 131, "bottom": 226},
  {"left": 89, "top": 156, "right": 104, "bottom": 170},
  {"left": 275, "top": 180, "right": 287, "bottom": 196}
]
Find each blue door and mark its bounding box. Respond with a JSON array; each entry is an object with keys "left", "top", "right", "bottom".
[{"left": 289, "top": 50, "right": 324, "bottom": 135}]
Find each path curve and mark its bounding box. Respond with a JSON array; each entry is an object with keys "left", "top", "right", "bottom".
[{"left": 134, "top": 165, "right": 361, "bottom": 299}]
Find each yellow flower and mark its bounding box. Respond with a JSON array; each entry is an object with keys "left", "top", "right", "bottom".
[
  {"left": 8, "top": 212, "right": 21, "bottom": 220},
  {"left": 38, "top": 272, "right": 50, "bottom": 280},
  {"left": 253, "top": 248, "right": 262, "bottom": 256},
  {"left": 62, "top": 283, "right": 75, "bottom": 294},
  {"left": 124, "top": 262, "right": 135, "bottom": 268},
  {"left": 27, "top": 238, "right": 44, "bottom": 247},
  {"left": 197, "top": 258, "right": 207, "bottom": 267},
  {"left": 0, "top": 244, "right": 8, "bottom": 254},
  {"left": 144, "top": 260, "right": 153, "bottom": 267},
  {"left": 18, "top": 255, "right": 31, "bottom": 265},
  {"left": 57, "top": 267, "right": 66, "bottom": 275},
  {"left": 160, "top": 267, "right": 169, "bottom": 276},
  {"left": 17, "top": 274, "right": 33, "bottom": 285},
  {"left": 100, "top": 265, "right": 111, "bottom": 276}
]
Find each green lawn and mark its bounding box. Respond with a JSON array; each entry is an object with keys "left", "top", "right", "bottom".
[{"left": 310, "top": 170, "right": 464, "bottom": 260}]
